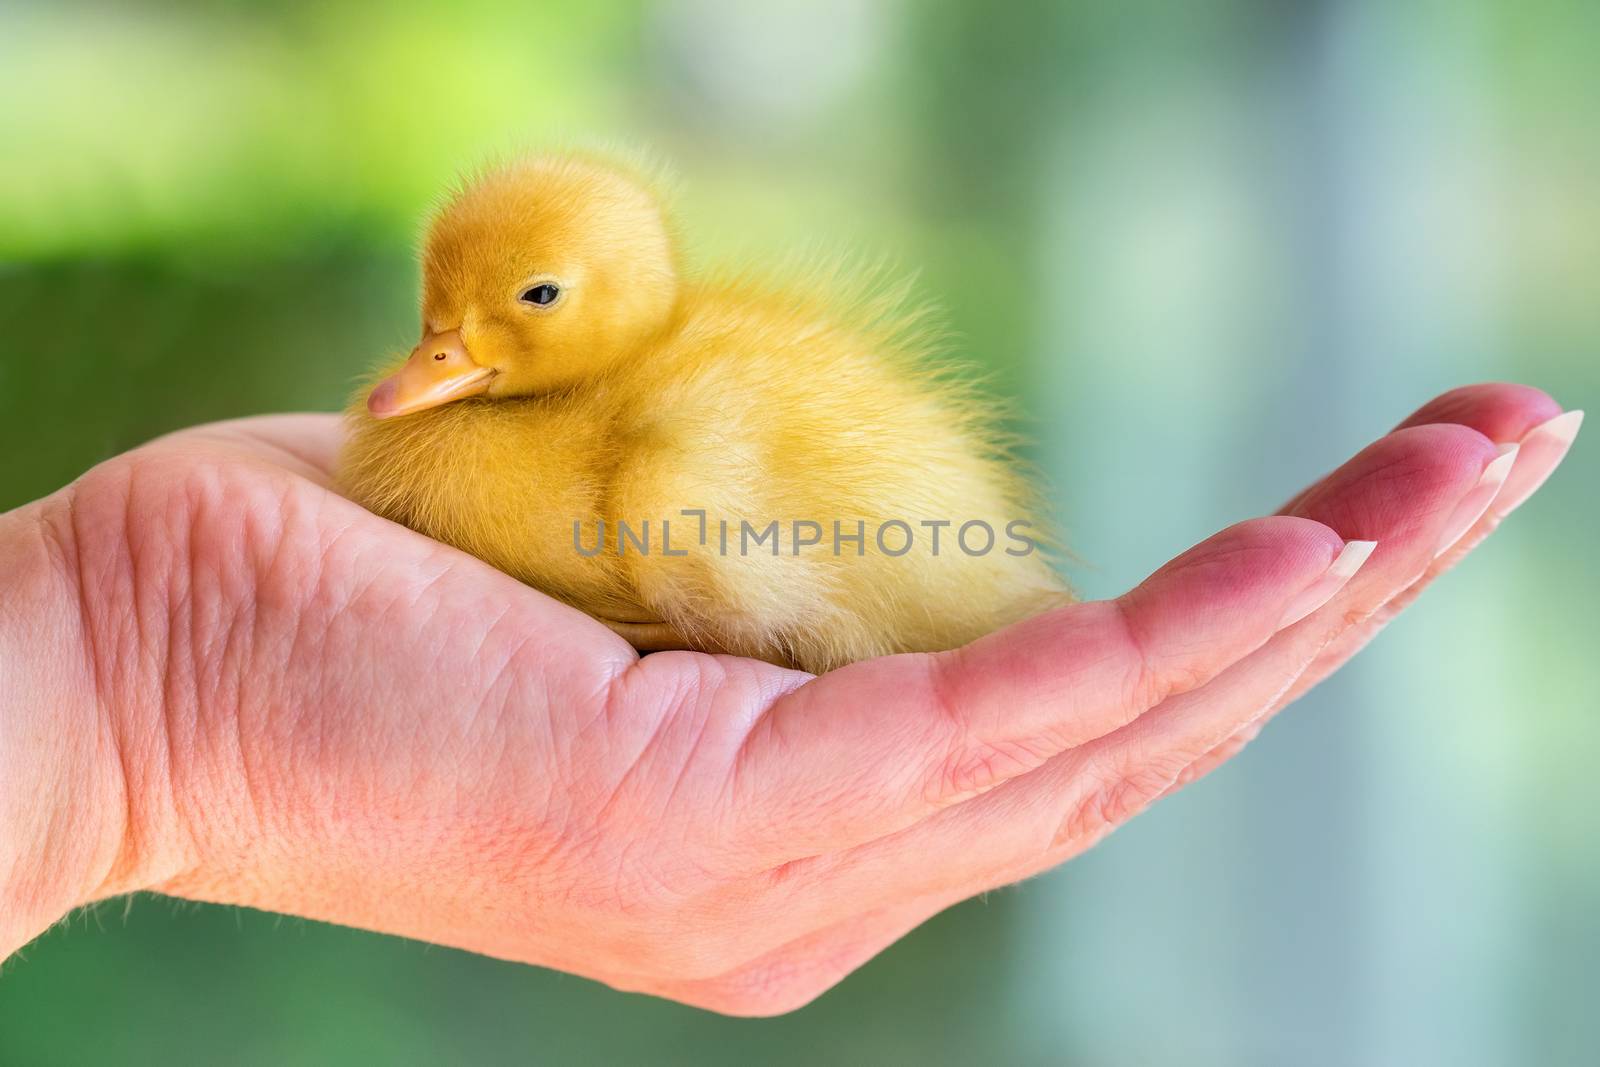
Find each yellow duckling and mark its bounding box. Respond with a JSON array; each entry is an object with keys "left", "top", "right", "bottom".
[{"left": 340, "top": 153, "right": 1069, "bottom": 672}]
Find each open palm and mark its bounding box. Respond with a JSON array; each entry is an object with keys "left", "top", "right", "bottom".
[{"left": 5, "top": 384, "right": 1577, "bottom": 1014}]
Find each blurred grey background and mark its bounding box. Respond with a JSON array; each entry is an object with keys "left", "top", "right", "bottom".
[{"left": 0, "top": 0, "right": 1595, "bottom": 1063}]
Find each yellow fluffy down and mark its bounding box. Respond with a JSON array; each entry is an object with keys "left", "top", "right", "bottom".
[{"left": 340, "top": 153, "right": 1070, "bottom": 673}]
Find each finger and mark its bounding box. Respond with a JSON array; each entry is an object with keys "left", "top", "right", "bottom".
[
  {"left": 1276, "top": 382, "right": 1559, "bottom": 515},
  {"left": 964, "top": 422, "right": 1499, "bottom": 827},
  {"left": 1179, "top": 392, "right": 1582, "bottom": 787},
  {"left": 719, "top": 422, "right": 1503, "bottom": 953},
  {"left": 1163, "top": 717, "right": 1265, "bottom": 792},
  {"left": 986, "top": 425, "right": 1501, "bottom": 861},
  {"left": 1288, "top": 394, "right": 1577, "bottom": 696},
  {"left": 730, "top": 515, "right": 1355, "bottom": 861},
  {"left": 1473, "top": 407, "right": 1583, "bottom": 520},
  {"left": 1391, "top": 381, "right": 1563, "bottom": 441},
  {"left": 1113, "top": 428, "right": 1510, "bottom": 806},
  {"left": 1392, "top": 383, "right": 1571, "bottom": 554}
]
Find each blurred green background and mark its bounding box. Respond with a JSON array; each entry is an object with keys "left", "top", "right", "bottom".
[{"left": 1, "top": 0, "right": 1595, "bottom": 1063}]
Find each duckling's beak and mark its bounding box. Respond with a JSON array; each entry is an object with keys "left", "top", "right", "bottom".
[{"left": 367, "top": 330, "right": 495, "bottom": 419}]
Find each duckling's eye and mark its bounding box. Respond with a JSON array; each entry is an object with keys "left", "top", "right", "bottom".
[{"left": 519, "top": 284, "right": 560, "bottom": 307}]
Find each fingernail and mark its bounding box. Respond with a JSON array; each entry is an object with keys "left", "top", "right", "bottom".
[
  {"left": 1493, "top": 409, "right": 1584, "bottom": 514},
  {"left": 1433, "top": 444, "right": 1519, "bottom": 558},
  {"left": 1278, "top": 539, "right": 1378, "bottom": 628}
]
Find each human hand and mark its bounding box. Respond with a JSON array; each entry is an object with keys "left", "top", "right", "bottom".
[{"left": 0, "top": 384, "right": 1578, "bottom": 1014}]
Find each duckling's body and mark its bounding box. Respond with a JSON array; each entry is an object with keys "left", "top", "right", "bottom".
[{"left": 341, "top": 155, "right": 1068, "bottom": 672}]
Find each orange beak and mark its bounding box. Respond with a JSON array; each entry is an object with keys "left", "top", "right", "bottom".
[{"left": 367, "top": 330, "right": 495, "bottom": 419}]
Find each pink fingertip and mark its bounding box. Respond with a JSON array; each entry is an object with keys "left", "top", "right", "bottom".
[
  {"left": 1491, "top": 409, "right": 1584, "bottom": 515},
  {"left": 1433, "top": 444, "right": 1519, "bottom": 558},
  {"left": 1531, "top": 408, "right": 1585, "bottom": 447},
  {"left": 1277, "top": 539, "right": 1378, "bottom": 629}
]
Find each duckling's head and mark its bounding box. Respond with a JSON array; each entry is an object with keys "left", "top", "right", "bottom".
[{"left": 368, "top": 155, "right": 679, "bottom": 418}]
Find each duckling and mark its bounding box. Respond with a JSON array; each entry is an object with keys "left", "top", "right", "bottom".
[{"left": 340, "top": 153, "right": 1070, "bottom": 673}]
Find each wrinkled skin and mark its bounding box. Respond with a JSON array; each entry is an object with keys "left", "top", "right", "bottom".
[{"left": 0, "top": 384, "right": 1578, "bottom": 1015}]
